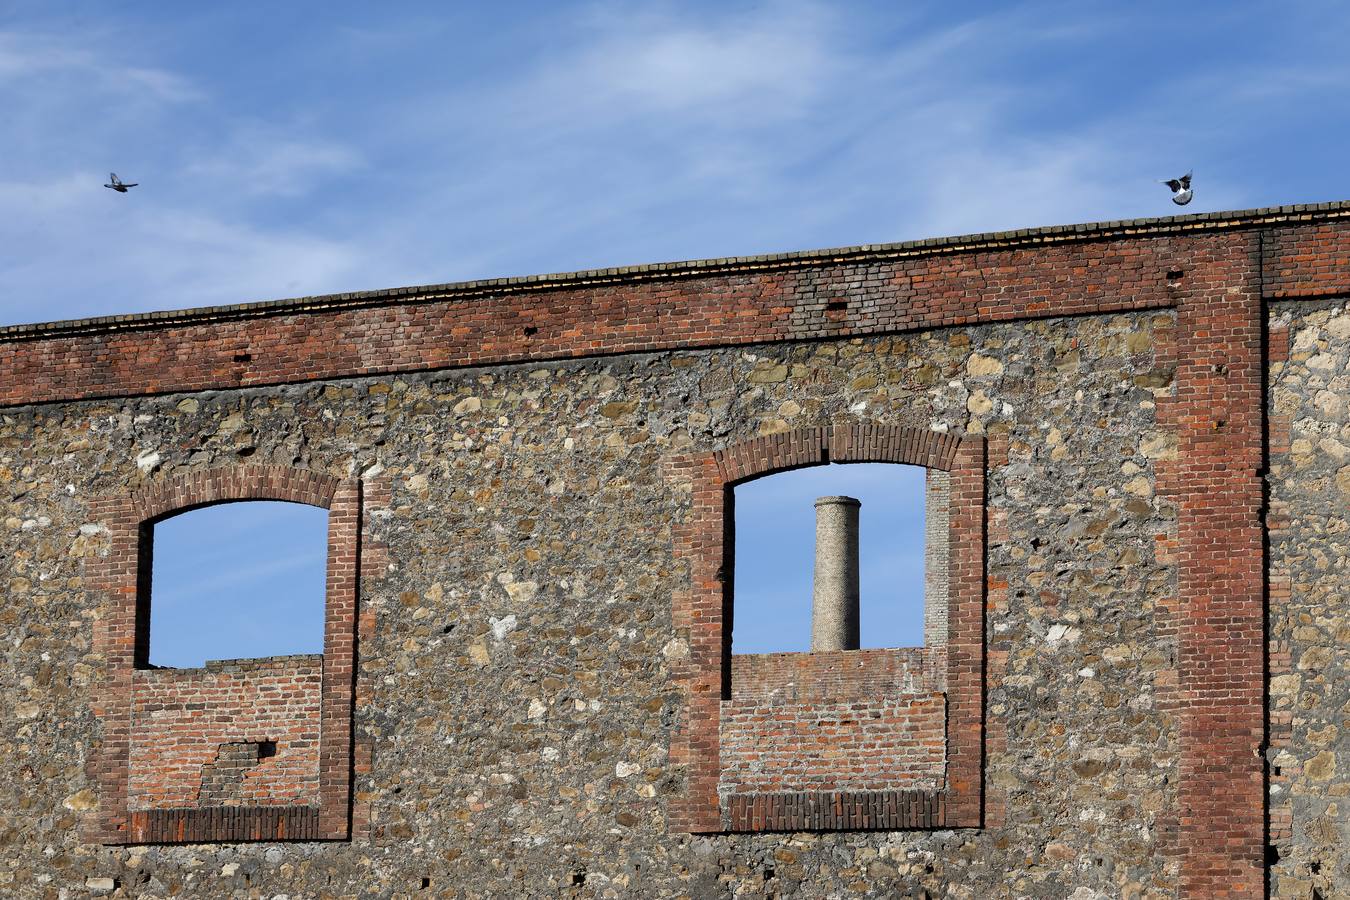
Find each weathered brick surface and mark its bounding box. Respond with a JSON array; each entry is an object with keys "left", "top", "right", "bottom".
[
  {"left": 721, "top": 650, "right": 947, "bottom": 797},
  {"left": 721, "top": 690, "right": 946, "bottom": 793},
  {"left": 726, "top": 790, "right": 945, "bottom": 832},
  {"left": 2, "top": 204, "right": 1348, "bottom": 896},
  {"left": 128, "top": 656, "right": 321, "bottom": 809},
  {"left": 1168, "top": 235, "right": 1266, "bottom": 897}
]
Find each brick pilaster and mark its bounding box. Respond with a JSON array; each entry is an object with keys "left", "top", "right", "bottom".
[{"left": 1173, "top": 236, "right": 1266, "bottom": 897}]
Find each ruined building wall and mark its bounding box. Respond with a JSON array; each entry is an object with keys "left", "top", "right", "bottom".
[
  {"left": 0, "top": 311, "right": 1184, "bottom": 897},
  {"left": 0, "top": 204, "right": 1348, "bottom": 898}
]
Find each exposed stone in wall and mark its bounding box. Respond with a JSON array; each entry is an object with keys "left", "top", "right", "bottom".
[
  {"left": 0, "top": 307, "right": 1180, "bottom": 897},
  {"left": 198, "top": 740, "right": 275, "bottom": 806},
  {"left": 1267, "top": 300, "right": 1350, "bottom": 898}
]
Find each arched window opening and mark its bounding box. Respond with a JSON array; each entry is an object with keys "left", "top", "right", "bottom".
[
  {"left": 731, "top": 462, "right": 939, "bottom": 654},
  {"left": 145, "top": 501, "right": 329, "bottom": 668}
]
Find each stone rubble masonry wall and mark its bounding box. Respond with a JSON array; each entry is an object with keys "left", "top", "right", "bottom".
[
  {"left": 721, "top": 650, "right": 945, "bottom": 793},
  {"left": 0, "top": 303, "right": 1189, "bottom": 895},
  {"left": 3, "top": 203, "right": 1350, "bottom": 896},
  {"left": 128, "top": 655, "right": 322, "bottom": 809},
  {"left": 1265, "top": 301, "right": 1350, "bottom": 900}
]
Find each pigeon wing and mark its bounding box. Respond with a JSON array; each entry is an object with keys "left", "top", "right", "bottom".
[
  {"left": 1179, "top": 171, "right": 1192, "bottom": 189},
  {"left": 1163, "top": 179, "right": 1182, "bottom": 192},
  {"left": 109, "top": 173, "right": 119, "bottom": 184}
]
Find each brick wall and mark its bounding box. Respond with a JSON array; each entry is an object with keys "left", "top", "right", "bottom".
[
  {"left": 720, "top": 650, "right": 945, "bottom": 794},
  {"left": 128, "top": 656, "right": 322, "bottom": 810}
]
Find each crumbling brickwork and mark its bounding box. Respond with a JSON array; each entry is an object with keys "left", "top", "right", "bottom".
[
  {"left": 1, "top": 202, "right": 1348, "bottom": 897},
  {"left": 129, "top": 656, "right": 321, "bottom": 810}
]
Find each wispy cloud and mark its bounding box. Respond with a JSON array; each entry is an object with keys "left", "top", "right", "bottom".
[
  {"left": 183, "top": 131, "right": 363, "bottom": 198},
  {"left": 0, "top": 30, "right": 200, "bottom": 101}
]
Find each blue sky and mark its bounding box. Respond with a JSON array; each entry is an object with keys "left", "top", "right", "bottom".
[
  {"left": 148, "top": 502, "right": 327, "bottom": 667},
  {"left": 5, "top": 2, "right": 1346, "bottom": 662},
  {"left": 733, "top": 464, "right": 927, "bottom": 653}
]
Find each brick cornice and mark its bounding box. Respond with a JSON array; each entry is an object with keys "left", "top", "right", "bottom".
[
  {"left": 7, "top": 204, "right": 1350, "bottom": 411},
  {"left": 5, "top": 201, "right": 1349, "bottom": 342}
]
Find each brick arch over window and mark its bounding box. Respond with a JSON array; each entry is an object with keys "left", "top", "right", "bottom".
[
  {"left": 669, "top": 424, "right": 985, "bottom": 833},
  {"left": 88, "top": 465, "right": 363, "bottom": 844}
]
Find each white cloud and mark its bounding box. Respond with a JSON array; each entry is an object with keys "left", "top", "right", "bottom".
[
  {"left": 0, "top": 172, "right": 378, "bottom": 323},
  {"left": 535, "top": 2, "right": 836, "bottom": 120}
]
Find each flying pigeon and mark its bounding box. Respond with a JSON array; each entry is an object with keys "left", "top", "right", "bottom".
[
  {"left": 103, "top": 173, "right": 138, "bottom": 193},
  {"left": 1160, "top": 171, "right": 1192, "bottom": 206}
]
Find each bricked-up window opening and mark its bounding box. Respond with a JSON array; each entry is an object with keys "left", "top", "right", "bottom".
[
  {"left": 731, "top": 462, "right": 931, "bottom": 653},
  {"left": 144, "top": 501, "right": 328, "bottom": 668}
]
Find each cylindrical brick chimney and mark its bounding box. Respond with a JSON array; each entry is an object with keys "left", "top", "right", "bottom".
[{"left": 811, "top": 495, "right": 861, "bottom": 651}]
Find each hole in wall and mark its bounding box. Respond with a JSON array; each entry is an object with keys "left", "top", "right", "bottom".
[
  {"left": 233, "top": 352, "right": 253, "bottom": 363},
  {"left": 731, "top": 462, "right": 930, "bottom": 653},
  {"left": 146, "top": 501, "right": 328, "bottom": 667},
  {"left": 523, "top": 325, "right": 539, "bottom": 336}
]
